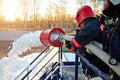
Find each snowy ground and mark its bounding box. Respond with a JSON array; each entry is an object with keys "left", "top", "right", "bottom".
[{"left": 0, "top": 30, "right": 64, "bottom": 80}]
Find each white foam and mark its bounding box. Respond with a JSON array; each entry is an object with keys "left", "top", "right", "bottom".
[{"left": 7, "top": 30, "right": 42, "bottom": 57}]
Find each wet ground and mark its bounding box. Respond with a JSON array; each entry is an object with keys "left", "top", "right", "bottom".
[
  {"left": 0, "top": 40, "right": 48, "bottom": 59},
  {"left": 0, "top": 41, "right": 12, "bottom": 58}
]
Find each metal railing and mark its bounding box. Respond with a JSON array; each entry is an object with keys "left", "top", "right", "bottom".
[
  {"left": 15, "top": 46, "right": 58, "bottom": 80},
  {"left": 14, "top": 44, "right": 111, "bottom": 80},
  {"left": 74, "top": 49, "right": 110, "bottom": 80}
]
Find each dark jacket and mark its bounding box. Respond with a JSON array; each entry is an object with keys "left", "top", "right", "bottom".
[
  {"left": 73, "top": 18, "right": 110, "bottom": 74},
  {"left": 73, "top": 18, "right": 103, "bottom": 47}
]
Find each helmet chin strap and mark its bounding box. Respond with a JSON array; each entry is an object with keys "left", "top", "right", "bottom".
[{"left": 79, "top": 22, "right": 85, "bottom": 29}]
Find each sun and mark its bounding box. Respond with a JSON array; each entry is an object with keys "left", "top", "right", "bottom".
[{"left": 3, "top": 0, "right": 20, "bottom": 21}]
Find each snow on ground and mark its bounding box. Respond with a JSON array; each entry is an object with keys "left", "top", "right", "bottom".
[
  {"left": 0, "top": 30, "right": 45, "bottom": 80},
  {"left": 63, "top": 52, "right": 75, "bottom": 61},
  {"left": 0, "top": 53, "right": 38, "bottom": 80}
]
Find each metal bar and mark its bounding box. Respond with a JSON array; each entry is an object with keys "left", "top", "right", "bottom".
[
  {"left": 59, "top": 46, "right": 63, "bottom": 79},
  {"left": 22, "top": 47, "right": 54, "bottom": 80},
  {"left": 75, "top": 51, "right": 78, "bottom": 80},
  {"left": 15, "top": 46, "right": 49, "bottom": 80},
  {"left": 40, "top": 62, "right": 81, "bottom": 80},
  {"left": 59, "top": 34, "right": 74, "bottom": 41},
  {"left": 40, "top": 62, "right": 60, "bottom": 80},
  {"left": 75, "top": 50, "right": 110, "bottom": 80},
  {"left": 85, "top": 43, "right": 120, "bottom": 76},
  {"left": 46, "top": 67, "right": 60, "bottom": 80},
  {"left": 27, "top": 67, "right": 29, "bottom": 80},
  {"left": 31, "top": 51, "right": 58, "bottom": 79}
]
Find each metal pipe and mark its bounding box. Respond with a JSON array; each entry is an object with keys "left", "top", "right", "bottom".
[
  {"left": 85, "top": 43, "right": 120, "bottom": 76},
  {"left": 75, "top": 50, "right": 110, "bottom": 80},
  {"left": 59, "top": 46, "right": 63, "bottom": 79},
  {"left": 58, "top": 34, "right": 74, "bottom": 41},
  {"left": 22, "top": 47, "right": 54, "bottom": 80},
  {"left": 31, "top": 51, "right": 58, "bottom": 79},
  {"left": 15, "top": 46, "right": 49, "bottom": 80},
  {"left": 75, "top": 50, "right": 79, "bottom": 80}
]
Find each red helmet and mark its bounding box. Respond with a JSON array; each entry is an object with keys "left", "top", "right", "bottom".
[{"left": 75, "top": 5, "right": 95, "bottom": 24}]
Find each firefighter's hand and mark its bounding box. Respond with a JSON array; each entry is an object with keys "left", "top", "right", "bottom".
[
  {"left": 65, "top": 40, "right": 76, "bottom": 51},
  {"left": 65, "top": 41, "right": 71, "bottom": 49}
]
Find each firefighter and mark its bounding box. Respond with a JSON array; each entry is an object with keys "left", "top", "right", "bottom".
[
  {"left": 65, "top": 5, "right": 104, "bottom": 54},
  {"left": 65, "top": 5, "right": 110, "bottom": 78},
  {"left": 99, "top": 0, "right": 120, "bottom": 79}
]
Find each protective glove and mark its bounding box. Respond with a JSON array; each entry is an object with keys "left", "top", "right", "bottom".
[{"left": 65, "top": 40, "right": 76, "bottom": 51}]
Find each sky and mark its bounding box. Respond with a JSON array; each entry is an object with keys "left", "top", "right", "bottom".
[
  {"left": 3, "top": 0, "right": 22, "bottom": 21},
  {"left": 2, "top": 0, "right": 95, "bottom": 21}
]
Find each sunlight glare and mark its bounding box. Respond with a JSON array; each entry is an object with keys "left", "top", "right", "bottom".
[
  {"left": 3, "top": 0, "right": 20, "bottom": 21},
  {"left": 39, "top": 0, "right": 49, "bottom": 17}
]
